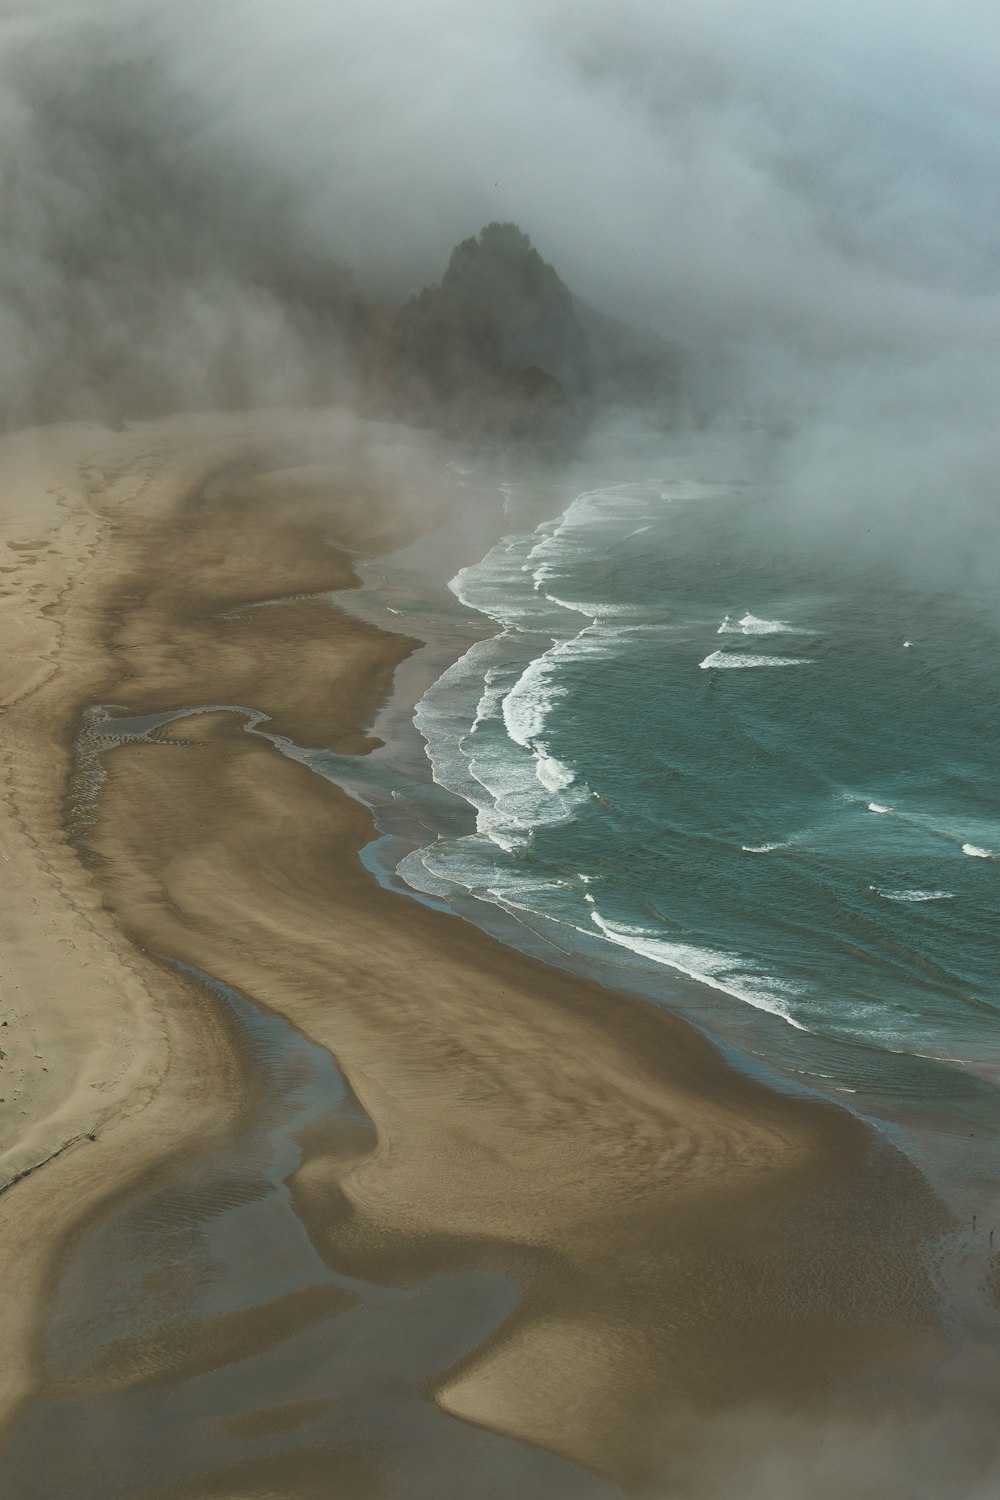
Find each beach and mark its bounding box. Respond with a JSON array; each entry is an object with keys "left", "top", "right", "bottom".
[{"left": 0, "top": 413, "right": 952, "bottom": 1497}]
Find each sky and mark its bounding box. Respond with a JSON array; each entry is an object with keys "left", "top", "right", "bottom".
[{"left": 3, "top": 0, "right": 1000, "bottom": 588}]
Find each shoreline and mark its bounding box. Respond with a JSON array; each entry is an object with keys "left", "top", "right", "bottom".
[
  {"left": 333, "top": 474, "right": 1000, "bottom": 1231},
  {"left": 0, "top": 414, "right": 956, "bottom": 1495}
]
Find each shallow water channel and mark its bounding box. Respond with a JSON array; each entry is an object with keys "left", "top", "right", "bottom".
[{"left": 0, "top": 707, "right": 617, "bottom": 1500}]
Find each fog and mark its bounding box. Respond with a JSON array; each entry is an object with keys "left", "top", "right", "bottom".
[
  {"left": 5, "top": 0, "right": 1000, "bottom": 592},
  {"left": 5, "top": 0, "right": 1000, "bottom": 558}
]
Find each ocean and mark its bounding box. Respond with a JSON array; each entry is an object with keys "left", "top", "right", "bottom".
[
  {"left": 3, "top": 441, "right": 994, "bottom": 1495},
  {"left": 323, "top": 460, "right": 1000, "bottom": 1216}
]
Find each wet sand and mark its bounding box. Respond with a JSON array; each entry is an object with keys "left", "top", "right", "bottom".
[{"left": 0, "top": 413, "right": 952, "bottom": 1496}]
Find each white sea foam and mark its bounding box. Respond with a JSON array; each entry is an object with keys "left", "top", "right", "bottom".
[
  {"left": 502, "top": 653, "right": 567, "bottom": 749},
  {"left": 439, "top": 642, "right": 593, "bottom": 847},
  {"left": 526, "top": 482, "right": 660, "bottom": 606},
  {"left": 396, "top": 846, "right": 453, "bottom": 900},
  {"left": 414, "top": 638, "right": 511, "bottom": 801},
  {"left": 869, "top": 886, "right": 956, "bottom": 902},
  {"left": 469, "top": 662, "right": 509, "bottom": 734},
  {"left": 717, "top": 612, "right": 800, "bottom": 636},
  {"left": 524, "top": 476, "right": 724, "bottom": 617},
  {"left": 415, "top": 640, "right": 585, "bottom": 854},
  {"left": 739, "top": 612, "right": 798, "bottom": 634},
  {"left": 542, "top": 591, "right": 644, "bottom": 619},
  {"left": 699, "top": 650, "right": 812, "bottom": 669},
  {"left": 534, "top": 750, "right": 576, "bottom": 792},
  {"left": 742, "top": 841, "right": 787, "bottom": 853},
  {"left": 451, "top": 531, "right": 565, "bottom": 632},
  {"left": 420, "top": 487, "right": 666, "bottom": 860},
  {"left": 416, "top": 475, "right": 823, "bottom": 1004},
  {"left": 470, "top": 741, "right": 587, "bottom": 846},
  {"left": 868, "top": 802, "right": 892, "bottom": 814},
  {"left": 889, "top": 808, "right": 1000, "bottom": 856},
  {"left": 589, "top": 911, "right": 806, "bottom": 1029},
  {"left": 502, "top": 618, "right": 633, "bottom": 753}
]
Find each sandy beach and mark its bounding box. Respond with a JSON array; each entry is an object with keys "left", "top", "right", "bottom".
[{"left": 0, "top": 413, "right": 952, "bottom": 1497}]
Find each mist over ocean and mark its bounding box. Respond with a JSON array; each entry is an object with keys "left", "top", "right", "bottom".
[{"left": 348, "top": 464, "right": 1000, "bottom": 1206}]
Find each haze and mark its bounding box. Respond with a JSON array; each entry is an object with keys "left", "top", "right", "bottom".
[{"left": 4, "top": 0, "right": 999, "bottom": 582}]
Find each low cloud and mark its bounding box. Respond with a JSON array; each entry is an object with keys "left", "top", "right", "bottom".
[{"left": 4, "top": 0, "right": 1000, "bottom": 582}]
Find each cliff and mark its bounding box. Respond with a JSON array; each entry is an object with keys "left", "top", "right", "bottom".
[{"left": 385, "top": 223, "right": 683, "bottom": 449}]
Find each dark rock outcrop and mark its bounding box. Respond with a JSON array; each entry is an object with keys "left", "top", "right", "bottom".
[
  {"left": 387, "top": 222, "right": 683, "bottom": 449},
  {"left": 391, "top": 223, "right": 592, "bottom": 403}
]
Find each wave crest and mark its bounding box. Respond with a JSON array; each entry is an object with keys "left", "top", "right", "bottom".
[
  {"left": 869, "top": 886, "right": 956, "bottom": 902},
  {"left": 589, "top": 911, "right": 806, "bottom": 1029},
  {"left": 717, "top": 612, "right": 802, "bottom": 636},
  {"left": 700, "top": 650, "right": 812, "bottom": 669}
]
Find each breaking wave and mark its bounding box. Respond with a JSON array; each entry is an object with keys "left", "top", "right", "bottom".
[
  {"left": 699, "top": 650, "right": 812, "bottom": 669},
  {"left": 589, "top": 911, "right": 807, "bottom": 1029},
  {"left": 717, "top": 612, "right": 803, "bottom": 635},
  {"left": 870, "top": 887, "right": 956, "bottom": 902},
  {"left": 395, "top": 465, "right": 1000, "bottom": 1184}
]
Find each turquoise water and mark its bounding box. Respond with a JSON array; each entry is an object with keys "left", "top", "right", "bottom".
[{"left": 366, "top": 475, "right": 1000, "bottom": 1202}]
